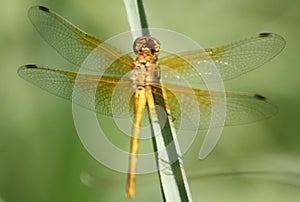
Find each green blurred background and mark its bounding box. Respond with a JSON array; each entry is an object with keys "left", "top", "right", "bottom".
[{"left": 0, "top": 0, "right": 300, "bottom": 201}]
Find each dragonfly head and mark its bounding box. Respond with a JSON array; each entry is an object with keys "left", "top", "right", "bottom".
[{"left": 133, "top": 36, "right": 160, "bottom": 58}]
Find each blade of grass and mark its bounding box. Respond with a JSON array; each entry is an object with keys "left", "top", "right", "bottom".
[
  {"left": 136, "top": 0, "right": 150, "bottom": 36},
  {"left": 123, "top": 0, "right": 193, "bottom": 201},
  {"left": 123, "top": 0, "right": 142, "bottom": 39},
  {"left": 148, "top": 86, "right": 193, "bottom": 202}
]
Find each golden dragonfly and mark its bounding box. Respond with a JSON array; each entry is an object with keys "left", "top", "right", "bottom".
[{"left": 18, "top": 6, "right": 285, "bottom": 198}]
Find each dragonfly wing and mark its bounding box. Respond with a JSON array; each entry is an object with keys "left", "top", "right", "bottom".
[
  {"left": 152, "top": 83, "right": 277, "bottom": 130},
  {"left": 28, "top": 6, "right": 133, "bottom": 74},
  {"left": 18, "top": 64, "right": 134, "bottom": 117},
  {"left": 159, "top": 33, "right": 285, "bottom": 83}
]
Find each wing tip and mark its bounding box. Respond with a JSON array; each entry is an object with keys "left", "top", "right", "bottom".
[
  {"left": 254, "top": 94, "right": 267, "bottom": 101},
  {"left": 258, "top": 32, "right": 286, "bottom": 46},
  {"left": 38, "top": 6, "right": 50, "bottom": 12},
  {"left": 254, "top": 94, "right": 279, "bottom": 116},
  {"left": 259, "top": 33, "right": 272, "bottom": 38},
  {"left": 25, "top": 64, "right": 38, "bottom": 69},
  {"left": 28, "top": 6, "right": 50, "bottom": 22},
  {"left": 17, "top": 64, "right": 38, "bottom": 77},
  {"left": 29, "top": 5, "right": 50, "bottom": 12}
]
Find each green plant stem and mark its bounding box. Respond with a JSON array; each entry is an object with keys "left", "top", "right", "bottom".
[
  {"left": 123, "top": 0, "right": 192, "bottom": 201},
  {"left": 150, "top": 86, "right": 192, "bottom": 202},
  {"left": 136, "top": 0, "right": 150, "bottom": 36}
]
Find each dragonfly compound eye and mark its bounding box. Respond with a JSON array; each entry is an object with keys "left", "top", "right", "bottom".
[{"left": 133, "top": 36, "right": 160, "bottom": 56}]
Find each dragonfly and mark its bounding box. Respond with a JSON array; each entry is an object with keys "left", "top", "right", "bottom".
[{"left": 18, "top": 6, "right": 285, "bottom": 198}]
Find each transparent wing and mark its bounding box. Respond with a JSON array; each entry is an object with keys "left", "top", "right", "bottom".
[
  {"left": 18, "top": 64, "right": 134, "bottom": 117},
  {"left": 28, "top": 6, "right": 133, "bottom": 74},
  {"left": 159, "top": 33, "right": 285, "bottom": 84},
  {"left": 151, "top": 83, "right": 277, "bottom": 130},
  {"left": 18, "top": 64, "right": 277, "bottom": 130}
]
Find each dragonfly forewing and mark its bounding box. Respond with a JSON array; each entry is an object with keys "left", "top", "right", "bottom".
[
  {"left": 159, "top": 33, "right": 285, "bottom": 84},
  {"left": 28, "top": 6, "right": 134, "bottom": 74}
]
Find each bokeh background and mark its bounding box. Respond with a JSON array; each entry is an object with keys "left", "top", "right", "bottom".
[{"left": 1, "top": 0, "right": 300, "bottom": 201}]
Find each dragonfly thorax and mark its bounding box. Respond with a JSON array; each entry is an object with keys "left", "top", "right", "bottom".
[{"left": 131, "top": 54, "right": 159, "bottom": 89}]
